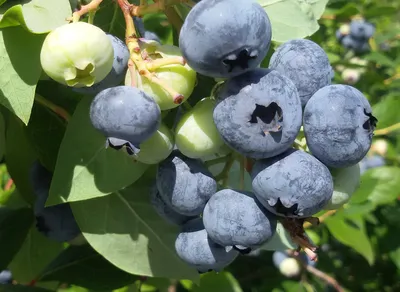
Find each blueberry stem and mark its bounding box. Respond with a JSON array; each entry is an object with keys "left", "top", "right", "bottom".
[
  {"left": 239, "top": 156, "right": 245, "bottom": 190},
  {"left": 68, "top": 0, "right": 103, "bottom": 23},
  {"left": 164, "top": 5, "right": 184, "bottom": 34},
  {"left": 303, "top": 210, "right": 337, "bottom": 229},
  {"left": 303, "top": 264, "right": 345, "bottom": 292},
  {"left": 204, "top": 156, "right": 231, "bottom": 167},
  {"left": 34, "top": 94, "right": 71, "bottom": 122},
  {"left": 215, "top": 154, "right": 235, "bottom": 186},
  {"left": 374, "top": 122, "right": 400, "bottom": 136},
  {"left": 146, "top": 56, "right": 185, "bottom": 71},
  {"left": 88, "top": 10, "right": 96, "bottom": 24}
]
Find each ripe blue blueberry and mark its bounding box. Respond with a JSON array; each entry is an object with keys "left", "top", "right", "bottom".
[
  {"left": 30, "top": 161, "right": 81, "bottom": 243},
  {"left": 202, "top": 189, "right": 277, "bottom": 252},
  {"left": 303, "top": 85, "right": 377, "bottom": 168},
  {"left": 269, "top": 39, "right": 333, "bottom": 107},
  {"left": 150, "top": 184, "right": 196, "bottom": 226},
  {"left": 156, "top": 152, "right": 217, "bottom": 216},
  {"left": 213, "top": 68, "right": 302, "bottom": 159},
  {"left": 251, "top": 148, "right": 334, "bottom": 218},
  {"left": 179, "top": 0, "right": 272, "bottom": 78},
  {"left": 175, "top": 218, "right": 239, "bottom": 273},
  {"left": 350, "top": 20, "right": 375, "bottom": 40},
  {"left": 90, "top": 86, "right": 161, "bottom": 155}
]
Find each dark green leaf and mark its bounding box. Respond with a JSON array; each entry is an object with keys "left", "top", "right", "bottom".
[
  {"left": 70, "top": 170, "right": 199, "bottom": 281},
  {"left": 26, "top": 100, "right": 66, "bottom": 171},
  {"left": 40, "top": 244, "right": 138, "bottom": 290},
  {"left": 9, "top": 226, "right": 63, "bottom": 283},
  {"left": 5, "top": 113, "right": 38, "bottom": 205},
  {"left": 0, "top": 207, "right": 34, "bottom": 270},
  {"left": 325, "top": 215, "right": 374, "bottom": 265},
  {"left": 48, "top": 97, "right": 149, "bottom": 205}
]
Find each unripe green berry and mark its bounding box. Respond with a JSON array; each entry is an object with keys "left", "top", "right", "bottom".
[
  {"left": 324, "top": 164, "right": 360, "bottom": 210},
  {"left": 134, "top": 123, "right": 174, "bottom": 164},
  {"left": 175, "top": 98, "right": 225, "bottom": 159},
  {"left": 40, "top": 22, "right": 114, "bottom": 87}
]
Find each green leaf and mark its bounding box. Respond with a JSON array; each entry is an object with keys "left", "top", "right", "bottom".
[
  {"left": 0, "top": 26, "right": 45, "bottom": 124},
  {"left": 258, "top": 0, "right": 329, "bottom": 42},
  {"left": 48, "top": 97, "right": 149, "bottom": 205},
  {"left": 364, "top": 52, "right": 395, "bottom": 68},
  {"left": 26, "top": 99, "right": 66, "bottom": 171},
  {"left": 70, "top": 171, "right": 199, "bottom": 281},
  {"left": 193, "top": 272, "right": 242, "bottom": 292},
  {"left": 351, "top": 167, "right": 400, "bottom": 206},
  {"left": 389, "top": 247, "right": 400, "bottom": 270},
  {"left": 9, "top": 225, "right": 63, "bottom": 283},
  {"left": 40, "top": 244, "right": 138, "bottom": 290},
  {"left": 0, "top": 0, "right": 72, "bottom": 33},
  {"left": 0, "top": 111, "right": 5, "bottom": 161},
  {"left": 325, "top": 214, "right": 374, "bottom": 265},
  {"left": 94, "top": 0, "right": 125, "bottom": 41},
  {"left": 0, "top": 285, "right": 53, "bottom": 292},
  {"left": 0, "top": 207, "right": 34, "bottom": 270},
  {"left": 5, "top": 113, "right": 38, "bottom": 204},
  {"left": 372, "top": 94, "right": 400, "bottom": 129}
]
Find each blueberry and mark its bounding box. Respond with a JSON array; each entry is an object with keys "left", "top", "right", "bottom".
[
  {"left": 350, "top": 20, "right": 375, "bottom": 40},
  {"left": 175, "top": 218, "right": 238, "bottom": 273},
  {"left": 341, "top": 35, "right": 370, "bottom": 53},
  {"left": 303, "top": 85, "right": 377, "bottom": 168},
  {"left": 251, "top": 148, "right": 333, "bottom": 218},
  {"left": 213, "top": 68, "right": 302, "bottom": 159},
  {"left": 156, "top": 152, "right": 217, "bottom": 216},
  {"left": 73, "top": 34, "right": 130, "bottom": 95},
  {"left": 90, "top": 86, "right": 161, "bottom": 154},
  {"left": 133, "top": 17, "right": 161, "bottom": 43},
  {"left": 269, "top": 39, "right": 333, "bottom": 107},
  {"left": 0, "top": 270, "right": 12, "bottom": 284},
  {"left": 202, "top": 189, "right": 277, "bottom": 251},
  {"left": 30, "top": 161, "right": 81, "bottom": 243},
  {"left": 150, "top": 183, "right": 196, "bottom": 226},
  {"left": 272, "top": 251, "right": 301, "bottom": 278},
  {"left": 272, "top": 251, "right": 288, "bottom": 267},
  {"left": 179, "top": 0, "right": 272, "bottom": 78}
]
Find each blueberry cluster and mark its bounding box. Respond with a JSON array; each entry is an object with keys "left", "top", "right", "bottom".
[
  {"left": 336, "top": 19, "right": 375, "bottom": 53},
  {"left": 147, "top": 0, "right": 377, "bottom": 273},
  {"left": 37, "top": 0, "right": 378, "bottom": 274}
]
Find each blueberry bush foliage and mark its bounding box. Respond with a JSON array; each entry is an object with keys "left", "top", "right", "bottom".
[{"left": 0, "top": 0, "right": 399, "bottom": 291}]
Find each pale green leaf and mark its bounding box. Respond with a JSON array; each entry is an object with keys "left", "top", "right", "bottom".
[
  {"left": 70, "top": 173, "right": 199, "bottom": 281},
  {"left": 0, "top": 0, "right": 72, "bottom": 33},
  {"left": 0, "top": 26, "right": 45, "bottom": 124},
  {"left": 193, "top": 272, "right": 242, "bottom": 292},
  {"left": 48, "top": 97, "right": 149, "bottom": 205},
  {"left": 258, "top": 0, "right": 329, "bottom": 42},
  {"left": 351, "top": 167, "right": 400, "bottom": 206},
  {"left": 325, "top": 215, "right": 374, "bottom": 265}
]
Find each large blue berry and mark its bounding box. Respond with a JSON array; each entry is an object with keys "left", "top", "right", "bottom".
[{"left": 179, "top": 0, "right": 272, "bottom": 78}]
